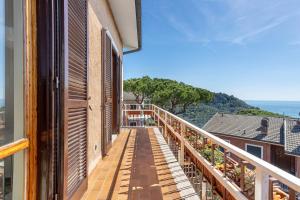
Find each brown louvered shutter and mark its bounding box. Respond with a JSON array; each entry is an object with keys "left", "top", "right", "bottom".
[
  {"left": 101, "top": 29, "right": 113, "bottom": 155},
  {"left": 116, "top": 57, "right": 122, "bottom": 133},
  {"left": 62, "top": 0, "right": 88, "bottom": 199}
]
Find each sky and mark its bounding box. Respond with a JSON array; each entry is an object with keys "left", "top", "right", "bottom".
[{"left": 123, "top": 0, "right": 300, "bottom": 101}]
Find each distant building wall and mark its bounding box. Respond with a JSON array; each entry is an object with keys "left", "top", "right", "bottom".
[
  {"left": 296, "top": 157, "right": 300, "bottom": 178},
  {"left": 215, "top": 134, "right": 272, "bottom": 162},
  {"left": 87, "top": 0, "right": 123, "bottom": 174}
]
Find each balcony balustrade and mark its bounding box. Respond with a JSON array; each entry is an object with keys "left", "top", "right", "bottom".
[{"left": 123, "top": 104, "right": 300, "bottom": 200}]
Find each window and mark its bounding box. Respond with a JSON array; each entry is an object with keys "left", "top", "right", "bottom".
[
  {"left": 0, "top": 0, "right": 24, "bottom": 146},
  {"left": 245, "top": 144, "right": 263, "bottom": 159},
  {"left": 0, "top": 0, "right": 26, "bottom": 199}
]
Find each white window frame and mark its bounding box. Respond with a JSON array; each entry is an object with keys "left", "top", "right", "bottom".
[{"left": 245, "top": 143, "right": 263, "bottom": 159}]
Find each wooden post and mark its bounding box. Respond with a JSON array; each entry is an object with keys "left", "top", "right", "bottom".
[
  {"left": 211, "top": 175, "right": 215, "bottom": 199},
  {"left": 224, "top": 150, "right": 227, "bottom": 177},
  {"left": 202, "top": 179, "right": 207, "bottom": 200},
  {"left": 179, "top": 123, "right": 186, "bottom": 166},
  {"left": 164, "top": 124, "right": 167, "bottom": 139},
  {"left": 222, "top": 186, "right": 227, "bottom": 200},
  {"left": 158, "top": 110, "right": 160, "bottom": 127},
  {"left": 240, "top": 160, "right": 247, "bottom": 192},
  {"left": 194, "top": 132, "right": 198, "bottom": 150},
  {"left": 211, "top": 144, "right": 216, "bottom": 166},
  {"left": 268, "top": 177, "right": 276, "bottom": 200},
  {"left": 255, "top": 168, "right": 269, "bottom": 200},
  {"left": 289, "top": 188, "right": 296, "bottom": 200}
]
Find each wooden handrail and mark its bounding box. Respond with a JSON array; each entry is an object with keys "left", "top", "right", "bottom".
[
  {"left": 151, "top": 104, "right": 300, "bottom": 193},
  {"left": 0, "top": 138, "right": 29, "bottom": 159}
]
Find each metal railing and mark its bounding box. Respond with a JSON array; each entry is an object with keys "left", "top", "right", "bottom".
[
  {"left": 122, "top": 104, "right": 155, "bottom": 127},
  {"left": 123, "top": 104, "right": 300, "bottom": 200},
  {"left": 0, "top": 111, "right": 5, "bottom": 129}
]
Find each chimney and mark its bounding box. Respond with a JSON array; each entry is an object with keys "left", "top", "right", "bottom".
[
  {"left": 261, "top": 118, "right": 269, "bottom": 134},
  {"left": 283, "top": 118, "right": 287, "bottom": 151}
]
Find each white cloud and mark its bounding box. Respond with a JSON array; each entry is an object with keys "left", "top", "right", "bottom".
[
  {"left": 157, "top": 0, "right": 300, "bottom": 45},
  {"left": 231, "top": 15, "right": 290, "bottom": 44}
]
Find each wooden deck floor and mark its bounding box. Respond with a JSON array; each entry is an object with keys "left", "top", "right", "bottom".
[{"left": 81, "top": 128, "right": 198, "bottom": 200}]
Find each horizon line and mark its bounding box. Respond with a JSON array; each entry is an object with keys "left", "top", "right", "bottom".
[{"left": 244, "top": 99, "right": 300, "bottom": 102}]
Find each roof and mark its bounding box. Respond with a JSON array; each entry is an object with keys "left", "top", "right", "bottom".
[
  {"left": 123, "top": 92, "right": 150, "bottom": 104},
  {"left": 123, "top": 92, "right": 138, "bottom": 101},
  {"left": 286, "top": 120, "right": 300, "bottom": 156},
  {"left": 108, "top": 0, "right": 142, "bottom": 52},
  {"left": 203, "top": 113, "right": 300, "bottom": 156}
]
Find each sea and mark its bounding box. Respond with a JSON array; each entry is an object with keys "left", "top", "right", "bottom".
[
  {"left": 245, "top": 100, "right": 300, "bottom": 118},
  {"left": 0, "top": 99, "right": 4, "bottom": 107}
]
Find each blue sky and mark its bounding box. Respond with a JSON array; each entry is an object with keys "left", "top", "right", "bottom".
[{"left": 124, "top": 0, "right": 300, "bottom": 101}]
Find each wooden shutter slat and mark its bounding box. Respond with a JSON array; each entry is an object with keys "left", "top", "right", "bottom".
[
  {"left": 101, "top": 29, "right": 113, "bottom": 155},
  {"left": 62, "top": 0, "right": 88, "bottom": 199}
]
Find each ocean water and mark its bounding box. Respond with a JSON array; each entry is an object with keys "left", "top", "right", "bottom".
[
  {"left": 245, "top": 100, "right": 300, "bottom": 118},
  {"left": 0, "top": 99, "right": 4, "bottom": 107}
]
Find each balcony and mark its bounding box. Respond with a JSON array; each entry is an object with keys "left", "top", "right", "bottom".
[{"left": 83, "top": 104, "right": 300, "bottom": 200}]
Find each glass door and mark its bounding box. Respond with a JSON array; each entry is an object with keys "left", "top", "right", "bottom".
[{"left": 0, "top": 0, "right": 27, "bottom": 199}]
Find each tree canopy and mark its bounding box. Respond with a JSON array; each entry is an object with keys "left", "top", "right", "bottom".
[
  {"left": 124, "top": 76, "right": 213, "bottom": 114},
  {"left": 123, "top": 76, "right": 155, "bottom": 104},
  {"left": 237, "top": 109, "right": 285, "bottom": 118}
]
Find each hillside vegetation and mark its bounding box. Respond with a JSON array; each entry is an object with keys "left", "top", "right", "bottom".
[
  {"left": 124, "top": 77, "right": 283, "bottom": 127},
  {"left": 237, "top": 109, "right": 284, "bottom": 118}
]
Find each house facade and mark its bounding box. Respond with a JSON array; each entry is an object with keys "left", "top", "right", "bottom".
[
  {"left": 203, "top": 113, "right": 300, "bottom": 177},
  {"left": 0, "top": 0, "right": 141, "bottom": 199}
]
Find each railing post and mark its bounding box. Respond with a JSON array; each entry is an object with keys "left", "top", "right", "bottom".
[
  {"left": 164, "top": 113, "right": 167, "bottom": 139},
  {"left": 255, "top": 168, "right": 269, "bottom": 200},
  {"left": 167, "top": 133, "right": 171, "bottom": 145},
  {"left": 240, "top": 160, "right": 247, "bottom": 192},
  {"left": 289, "top": 188, "right": 296, "bottom": 200},
  {"left": 268, "top": 177, "right": 276, "bottom": 200},
  {"left": 202, "top": 179, "right": 207, "bottom": 200},
  {"left": 125, "top": 111, "right": 128, "bottom": 127},
  {"left": 211, "top": 144, "right": 216, "bottom": 166},
  {"left": 223, "top": 150, "right": 227, "bottom": 177},
  {"left": 179, "top": 123, "right": 186, "bottom": 166},
  {"left": 158, "top": 109, "right": 160, "bottom": 127}
]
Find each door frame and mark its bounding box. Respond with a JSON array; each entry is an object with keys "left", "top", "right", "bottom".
[{"left": 36, "top": 0, "right": 65, "bottom": 199}]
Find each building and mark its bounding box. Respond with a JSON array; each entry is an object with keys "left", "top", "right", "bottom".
[
  {"left": 123, "top": 91, "right": 140, "bottom": 105},
  {"left": 1, "top": 0, "right": 300, "bottom": 200},
  {"left": 203, "top": 113, "right": 300, "bottom": 177}
]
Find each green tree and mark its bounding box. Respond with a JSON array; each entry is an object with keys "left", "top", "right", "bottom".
[
  {"left": 123, "top": 76, "right": 155, "bottom": 104},
  {"left": 237, "top": 108, "right": 284, "bottom": 118},
  {"left": 124, "top": 77, "right": 213, "bottom": 114}
]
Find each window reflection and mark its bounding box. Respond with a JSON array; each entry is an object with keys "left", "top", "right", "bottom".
[
  {"left": 0, "top": 151, "right": 24, "bottom": 200},
  {"left": 0, "top": 0, "right": 24, "bottom": 198},
  {"left": 0, "top": 0, "right": 24, "bottom": 146}
]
